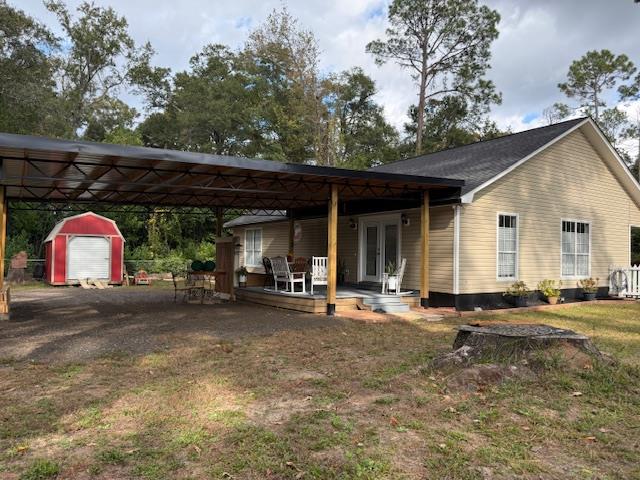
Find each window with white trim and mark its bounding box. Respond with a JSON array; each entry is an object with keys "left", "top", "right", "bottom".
[
  {"left": 244, "top": 228, "right": 262, "bottom": 266},
  {"left": 497, "top": 214, "right": 518, "bottom": 279},
  {"left": 561, "top": 220, "right": 590, "bottom": 277}
]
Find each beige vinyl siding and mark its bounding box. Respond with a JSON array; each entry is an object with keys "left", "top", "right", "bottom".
[
  {"left": 458, "top": 129, "right": 640, "bottom": 294},
  {"left": 232, "top": 206, "right": 455, "bottom": 293},
  {"left": 234, "top": 217, "right": 326, "bottom": 273}
]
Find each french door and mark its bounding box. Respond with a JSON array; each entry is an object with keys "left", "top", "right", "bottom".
[{"left": 359, "top": 215, "right": 401, "bottom": 283}]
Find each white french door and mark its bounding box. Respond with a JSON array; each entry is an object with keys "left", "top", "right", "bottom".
[{"left": 358, "top": 215, "right": 401, "bottom": 283}]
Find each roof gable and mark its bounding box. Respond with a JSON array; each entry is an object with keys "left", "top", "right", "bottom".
[
  {"left": 370, "top": 117, "right": 587, "bottom": 197},
  {"left": 45, "top": 212, "right": 124, "bottom": 242}
]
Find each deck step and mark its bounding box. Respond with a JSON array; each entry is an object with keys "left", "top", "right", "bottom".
[
  {"left": 366, "top": 302, "right": 410, "bottom": 313},
  {"left": 362, "top": 296, "right": 409, "bottom": 305}
]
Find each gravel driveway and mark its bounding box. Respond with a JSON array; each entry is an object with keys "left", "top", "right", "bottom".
[{"left": 0, "top": 287, "right": 344, "bottom": 363}]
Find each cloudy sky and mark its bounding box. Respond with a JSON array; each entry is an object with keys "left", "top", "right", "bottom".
[{"left": 19, "top": 0, "right": 640, "bottom": 154}]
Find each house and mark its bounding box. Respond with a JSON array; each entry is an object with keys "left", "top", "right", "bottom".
[
  {"left": 226, "top": 117, "right": 640, "bottom": 310},
  {"left": 44, "top": 212, "right": 125, "bottom": 286}
]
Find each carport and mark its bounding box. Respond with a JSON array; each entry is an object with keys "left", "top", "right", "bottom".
[{"left": 0, "top": 132, "right": 463, "bottom": 318}]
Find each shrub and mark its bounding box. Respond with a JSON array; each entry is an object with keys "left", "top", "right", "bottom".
[
  {"left": 579, "top": 277, "right": 599, "bottom": 293},
  {"left": 504, "top": 281, "right": 530, "bottom": 297},
  {"left": 537, "top": 279, "right": 561, "bottom": 298}
]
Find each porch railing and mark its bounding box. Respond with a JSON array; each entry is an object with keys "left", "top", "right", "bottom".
[{"left": 609, "top": 265, "right": 640, "bottom": 298}]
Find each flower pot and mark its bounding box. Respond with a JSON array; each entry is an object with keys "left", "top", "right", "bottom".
[
  {"left": 513, "top": 296, "right": 528, "bottom": 308},
  {"left": 239, "top": 274, "right": 247, "bottom": 287},
  {"left": 546, "top": 296, "right": 559, "bottom": 305},
  {"left": 582, "top": 292, "right": 596, "bottom": 301},
  {"left": 387, "top": 276, "right": 398, "bottom": 291}
]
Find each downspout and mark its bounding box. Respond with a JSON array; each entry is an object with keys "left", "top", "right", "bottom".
[{"left": 453, "top": 204, "right": 461, "bottom": 296}]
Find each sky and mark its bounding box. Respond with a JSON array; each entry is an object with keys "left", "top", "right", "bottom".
[{"left": 18, "top": 0, "right": 640, "bottom": 156}]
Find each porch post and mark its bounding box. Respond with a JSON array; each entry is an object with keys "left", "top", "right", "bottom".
[
  {"left": 326, "top": 184, "right": 338, "bottom": 315},
  {"left": 288, "top": 215, "right": 294, "bottom": 258},
  {"left": 420, "top": 190, "right": 430, "bottom": 308},
  {"left": 216, "top": 207, "right": 224, "bottom": 237},
  {"left": 0, "top": 186, "right": 9, "bottom": 320}
]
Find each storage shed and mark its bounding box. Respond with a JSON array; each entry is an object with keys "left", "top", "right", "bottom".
[{"left": 44, "top": 212, "right": 125, "bottom": 285}]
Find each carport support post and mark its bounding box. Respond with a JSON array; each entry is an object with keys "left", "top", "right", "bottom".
[
  {"left": 326, "top": 184, "right": 338, "bottom": 315},
  {"left": 216, "top": 208, "right": 224, "bottom": 238},
  {"left": 0, "top": 186, "right": 9, "bottom": 320},
  {"left": 420, "top": 190, "right": 430, "bottom": 308}
]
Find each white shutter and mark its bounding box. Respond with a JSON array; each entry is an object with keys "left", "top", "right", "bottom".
[{"left": 67, "top": 236, "right": 110, "bottom": 280}]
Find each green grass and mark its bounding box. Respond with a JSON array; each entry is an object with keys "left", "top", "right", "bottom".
[
  {"left": 19, "top": 459, "right": 60, "bottom": 480},
  {"left": 1, "top": 303, "right": 640, "bottom": 478}
]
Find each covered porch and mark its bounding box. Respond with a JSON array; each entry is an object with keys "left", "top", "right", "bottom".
[{"left": 0, "top": 132, "right": 463, "bottom": 317}]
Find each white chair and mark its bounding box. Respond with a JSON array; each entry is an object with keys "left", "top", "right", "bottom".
[
  {"left": 310, "top": 256, "right": 328, "bottom": 295},
  {"left": 382, "top": 258, "right": 406, "bottom": 295},
  {"left": 269, "top": 256, "right": 306, "bottom": 293}
]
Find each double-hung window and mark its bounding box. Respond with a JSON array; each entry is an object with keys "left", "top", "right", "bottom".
[
  {"left": 497, "top": 214, "right": 518, "bottom": 280},
  {"left": 561, "top": 220, "right": 590, "bottom": 277},
  {"left": 244, "top": 228, "right": 262, "bottom": 267}
]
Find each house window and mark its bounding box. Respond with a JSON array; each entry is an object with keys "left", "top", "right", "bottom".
[
  {"left": 244, "top": 228, "right": 262, "bottom": 267},
  {"left": 497, "top": 214, "right": 518, "bottom": 279},
  {"left": 561, "top": 220, "right": 590, "bottom": 277}
]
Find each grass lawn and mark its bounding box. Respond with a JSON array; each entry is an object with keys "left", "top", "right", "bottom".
[{"left": 1, "top": 302, "right": 640, "bottom": 479}]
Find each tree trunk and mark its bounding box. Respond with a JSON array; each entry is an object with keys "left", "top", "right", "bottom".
[{"left": 415, "top": 66, "right": 428, "bottom": 156}]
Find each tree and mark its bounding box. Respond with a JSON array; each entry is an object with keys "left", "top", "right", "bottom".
[
  {"left": 558, "top": 50, "right": 636, "bottom": 121},
  {"left": 366, "top": 0, "right": 501, "bottom": 155},
  {"left": 401, "top": 94, "right": 504, "bottom": 155},
  {"left": 0, "top": 1, "right": 62, "bottom": 135},
  {"left": 45, "top": 0, "right": 160, "bottom": 136},
  {"left": 322, "top": 68, "right": 398, "bottom": 168},
  {"left": 542, "top": 103, "right": 571, "bottom": 125},
  {"left": 242, "top": 7, "right": 323, "bottom": 163}
]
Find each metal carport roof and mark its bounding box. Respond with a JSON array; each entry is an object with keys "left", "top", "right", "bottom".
[{"left": 0, "top": 132, "right": 463, "bottom": 210}]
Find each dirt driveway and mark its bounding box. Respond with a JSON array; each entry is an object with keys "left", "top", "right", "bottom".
[{"left": 0, "top": 287, "right": 345, "bottom": 363}]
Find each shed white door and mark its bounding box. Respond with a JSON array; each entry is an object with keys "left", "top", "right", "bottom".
[{"left": 67, "top": 236, "right": 110, "bottom": 280}]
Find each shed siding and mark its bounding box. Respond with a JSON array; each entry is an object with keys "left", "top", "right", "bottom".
[
  {"left": 232, "top": 206, "right": 454, "bottom": 293},
  {"left": 111, "top": 236, "right": 123, "bottom": 282},
  {"left": 458, "top": 129, "right": 640, "bottom": 294},
  {"left": 53, "top": 236, "right": 66, "bottom": 283}
]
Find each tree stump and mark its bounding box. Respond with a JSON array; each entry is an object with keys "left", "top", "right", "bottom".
[{"left": 434, "top": 323, "right": 606, "bottom": 370}]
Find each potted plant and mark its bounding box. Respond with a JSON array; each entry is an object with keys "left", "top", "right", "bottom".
[
  {"left": 504, "top": 281, "right": 531, "bottom": 307},
  {"left": 579, "top": 277, "right": 599, "bottom": 301},
  {"left": 384, "top": 261, "right": 398, "bottom": 291},
  {"left": 537, "top": 279, "right": 562, "bottom": 305},
  {"left": 236, "top": 266, "right": 248, "bottom": 287}
]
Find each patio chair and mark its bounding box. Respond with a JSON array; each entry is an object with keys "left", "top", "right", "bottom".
[
  {"left": 269, "top": 256, "right": 306, "bottom": 293},
  {"left": 382, "top": 258, "right": 406, "bottom": 295},
  {"left": 262, "top": 256, "right": 274, "bottom": 288},
  {"left": 172, "top": 272, "right": 194, "bottom": 303},
  {"left": 310, "top": 256, "right": 328, "bottom": 295}
]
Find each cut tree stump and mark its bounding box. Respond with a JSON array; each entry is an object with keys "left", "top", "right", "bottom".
[{"left": 434, "top": 323, "right": 607, "bottom": 370}]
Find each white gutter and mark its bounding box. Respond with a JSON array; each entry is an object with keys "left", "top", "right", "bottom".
[{"left": 453, "top": 204, "right": 461, "bottom": 295}]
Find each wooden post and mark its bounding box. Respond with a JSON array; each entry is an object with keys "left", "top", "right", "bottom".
[
  {"left": 420, "top": 190, "right": 430, "bottom": 308},
  {"left": 0, "top": 186, "right": 9, "bottom": 320},
  {"left": 326, "top": 184, "right": 338, "bottom": 315},
  {"left": 288, "top": 215, "right": 294, "bottom": 258},
  {"left": 216, "top": 207, "right": 224, "bottom": 238}
]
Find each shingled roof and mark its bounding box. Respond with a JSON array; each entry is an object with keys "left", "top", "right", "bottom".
[{"left": 371, "top": 117, "right": 588, "bottom": 196}]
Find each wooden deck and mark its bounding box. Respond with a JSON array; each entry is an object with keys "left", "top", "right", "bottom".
[{"left": 235, "top": 286, "right": 419, "bottom": 314}]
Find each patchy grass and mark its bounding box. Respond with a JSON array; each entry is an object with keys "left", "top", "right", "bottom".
[{"left": 1, "top": 303, "right": 640, "bottom": 478}]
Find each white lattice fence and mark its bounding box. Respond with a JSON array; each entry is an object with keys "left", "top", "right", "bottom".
[{"left": 609, "top": 265, "right": 640, "bottom": 297}]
